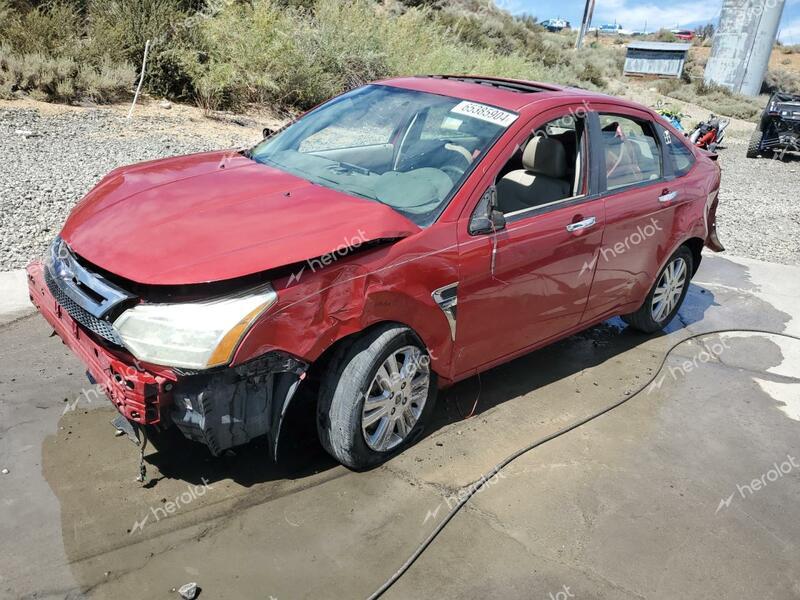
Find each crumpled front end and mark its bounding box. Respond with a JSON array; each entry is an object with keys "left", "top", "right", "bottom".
[
  {"left": 27, "top": 259, "right": 176, "bottom": 425},
  {"left": 170, "top": 351, "right": 307, "bottom": 457},
  {"left": 27, "top": 247, "right": 309, "bottom": 458}
]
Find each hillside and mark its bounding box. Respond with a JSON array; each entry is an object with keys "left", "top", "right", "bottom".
[
  {"left": 1, "top": 0, "right": 795, "bottom": 123},
  {"left": 0, "top": 0, "right": 624, "bottom": 112}
]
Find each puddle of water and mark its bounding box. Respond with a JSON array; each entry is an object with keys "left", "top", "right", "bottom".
[{"left": 755, "top": 378, "right": 800, "bottom": 422}]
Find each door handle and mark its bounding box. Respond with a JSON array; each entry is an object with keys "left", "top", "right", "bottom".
[
  {"left": 659, "top": 191, "right": 679, "bottom": 203},
  {"left": 566, "top": 217, "right": 597, "bottom": 232}
]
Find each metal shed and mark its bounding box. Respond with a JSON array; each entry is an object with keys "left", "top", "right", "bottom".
[{"left": 624, "top": 41, "right": 692, "bottom": 78}]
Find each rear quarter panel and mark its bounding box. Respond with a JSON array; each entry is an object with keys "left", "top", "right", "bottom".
[
  {"left": 586, "top": 103, "right": 721, "bottom": 317},
  {"left": 626, "top": 153, "right": 721, "bottom": 312}
]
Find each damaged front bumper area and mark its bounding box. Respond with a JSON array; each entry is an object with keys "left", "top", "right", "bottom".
[
  {"left": 170, "top": 352, "right": 307, "bottom": 457},
  {"left": 27, "top": 259, "right": 308, "bottom": 458}
]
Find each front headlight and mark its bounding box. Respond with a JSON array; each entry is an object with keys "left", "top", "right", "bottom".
[{"left": 113, "top": 284, "right": 277, "bottom": 370}]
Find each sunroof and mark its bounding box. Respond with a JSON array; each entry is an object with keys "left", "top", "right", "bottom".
[{"left": 422, "top": 75, "right": 555, "bottom": 94}]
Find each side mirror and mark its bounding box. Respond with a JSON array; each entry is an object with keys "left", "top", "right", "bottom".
[
  {"left": 263, "top": 127, "right": 275, "bottom": 139},
  {"left": 469, "top": 186, "right": 507, "bottom": 235}
]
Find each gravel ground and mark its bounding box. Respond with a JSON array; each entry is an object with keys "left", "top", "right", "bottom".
[
  {"left": 714, "top": 137, "right": 800, "bottom": 264},
  {"left": 1, "top": 100, "right": 798, "bottom": 270},
  {"left": 0, "top": 102, "right": 259, "bottom": 270}
]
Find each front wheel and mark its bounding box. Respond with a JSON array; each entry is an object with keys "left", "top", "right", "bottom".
[
  {"left": 317, "top": 325, "right": 437, "bottom": 470},
  {"left": 622, "top": 247, "right": 693, "bottom": 334},
  {"left": 746, "top": 129, "right": 763, "bottom": 159}
]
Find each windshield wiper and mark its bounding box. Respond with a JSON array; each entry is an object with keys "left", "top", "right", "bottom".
[
  {"left": 328, "top": 161, "right": 370, "bottom": 176},
  {"left": 253, "top": 155, "right": 381, "bottom": 202}
]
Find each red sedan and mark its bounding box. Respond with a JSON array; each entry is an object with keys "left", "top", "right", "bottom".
[{"left": 27, "top": 76, "right": 724, "bottom": 469}]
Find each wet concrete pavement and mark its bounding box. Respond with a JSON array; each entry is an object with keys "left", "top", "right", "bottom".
[{"left": 1, "top": 253, "right": 798, "bottom": 599}]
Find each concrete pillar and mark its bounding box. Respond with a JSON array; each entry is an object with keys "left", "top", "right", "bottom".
[{"left": 705, "top": 0, "right": 786, "bottom": 97}]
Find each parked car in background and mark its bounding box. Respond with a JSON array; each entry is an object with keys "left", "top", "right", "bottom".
[
  {"left": 671, "top": 29, "right": 695, "bottom": 41},
  {"left": 28, "top": 76, "right": 724, "bottom": 470},
  {"left": 541, "top": 18, "right": 570, "bottom": 32}
]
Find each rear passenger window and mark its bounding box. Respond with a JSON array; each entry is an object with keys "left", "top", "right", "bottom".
[
  {"left": 599, "top": 115, "right": 663, "bottom": 191},
  {"left": 665, "top": 135, "right": 696, "bottom": 176}
]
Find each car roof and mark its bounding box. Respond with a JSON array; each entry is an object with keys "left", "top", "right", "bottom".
[{"left": 377, "top": 75, "right": 655, "bottom": 116}]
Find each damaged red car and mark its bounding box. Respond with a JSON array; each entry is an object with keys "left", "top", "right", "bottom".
[{"left": 28, "top": 76, "right": 724, "bottom": 470}]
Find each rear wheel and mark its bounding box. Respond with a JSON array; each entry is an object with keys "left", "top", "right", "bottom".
[
  {"left": 317, "top": 325, "right": 437, "bottom": 470},
  {"left": 746, "top": 129, "right": 763, "bottom": 159},
  {"left": 622, "top": 247, "right": 693, "bottom": 334}
]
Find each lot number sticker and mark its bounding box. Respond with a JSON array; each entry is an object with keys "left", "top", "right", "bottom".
[{"left": 451, "top": 101, "right": 518, "bottom": 127}]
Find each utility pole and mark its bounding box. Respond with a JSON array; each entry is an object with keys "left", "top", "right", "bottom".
[{"left": 575, "top": 0, "right": 597, "bottom": 49}]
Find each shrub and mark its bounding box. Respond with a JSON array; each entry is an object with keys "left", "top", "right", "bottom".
[
  {"left": 0, "top": 44, "right": 135, "bottom": 103},
  {"left": 84, "top": 0, "right": 197, "bottom": 99},
  {"left": 654, "top": 29, "right": 678, "bottom": 43},
  {"left": 659, "top": 78, "right": 764, "bottom": 121},
  {"left": 0, "top": 0, "right": 631, "bottom": 110},
  {"left": 0, "top": 1, "right": 81, "bottom": 55},
  {"left": 0, "top": 80, "right": 13, "bottom": 99},
  {"left": 0, "top": 1, "right": 137, "bottom": 103},
  {"left": 656, "top": 79, "right": 682, "bottom": 96},
  {"left": 181, "top": 0, "right": 580, "bottom": 111},
  {"left": 181, "top": 1, "right": 315, "bottom": 110},
  {"left": 763, "top": 68, "right": 800, "bottom": 94},
  {"left": 78, "top": 60, "right": 137, "bottom": 102}
]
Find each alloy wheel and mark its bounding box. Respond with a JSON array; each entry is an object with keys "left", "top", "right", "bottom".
[
  {"left": 651, "top": 257, "right": 688, "bottom": 323},
  {"left": 361, "top": 345, "right": 430, "bottom": 452}
]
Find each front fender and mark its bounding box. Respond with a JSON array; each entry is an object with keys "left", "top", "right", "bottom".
[{"left": 232, "top": 226, "right": 460, "bottom": 380}]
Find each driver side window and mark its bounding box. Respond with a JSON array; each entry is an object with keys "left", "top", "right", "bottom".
[{"left": 494, "top": 113, "right": 587, "bottom": 216}]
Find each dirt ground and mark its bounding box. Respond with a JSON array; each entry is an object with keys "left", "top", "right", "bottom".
[
  {"left": 2, "top": 79, "right": 800, "bottom": 599},
  {"left": 692, "top": 44, "right": 800, "bottom": 75},
  {"left": 2, "top": 254, "right": 800, "bottom": 599}
]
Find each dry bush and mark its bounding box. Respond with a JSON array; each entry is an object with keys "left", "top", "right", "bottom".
[
  {"left": 656, "top": 79, "right": 682, "bottom": 96},
  {"left": 0, "top": 0, "right": 81, "bottom": 55},
  {"left": 660, "top": 78, "right": 764, "bottom": 121},
  {"left": 763, "top": 68, "right": 800, "bottom": 94},
  {"left": 182, "top": 0, "right": 576, "bottom": 111},
  {"left": 0, "top": 1, "right": 136, "bottom": 103},
  {"left": 0, "top": 44, "right": 135, "bottom": 103},
  {"left": 654, "top": 29, "right": 678, "bottom": 43},
  {"left": 0, "top": 0, "right": 645, "bottom": 111}
]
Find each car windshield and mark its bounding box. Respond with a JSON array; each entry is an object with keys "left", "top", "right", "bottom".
[{"left": 249, "top": 84, "right": 517, "bottom": 226}]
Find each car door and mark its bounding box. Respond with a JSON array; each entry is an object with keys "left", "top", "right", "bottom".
[
  {"left": 452, "top": 105, "right": 606, "bottom": 378},
  {"left": 581, "top": 106, "right": 679, "bottom": 323}
]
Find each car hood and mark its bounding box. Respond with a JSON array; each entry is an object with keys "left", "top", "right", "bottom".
[{"left": 61, "top": 151, "right": 421, "bottom": 285}]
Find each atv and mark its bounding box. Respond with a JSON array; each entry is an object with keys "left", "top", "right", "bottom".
[{"left": 747, "top": 92, "right": 800, "bottom": 160}]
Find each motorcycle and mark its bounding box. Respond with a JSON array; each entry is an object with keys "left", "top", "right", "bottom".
[{"left": 690, "top": 115, "right": 730, "bottom": 152}]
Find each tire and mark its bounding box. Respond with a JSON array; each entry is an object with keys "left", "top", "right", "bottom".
[
  {"left": 317, "top": 324, "right": 437, "bottom": 470},
  {"left": 622, "top": 246, "right": 694, "bottom": 334},
  {"left": 746, "top": 129, "right": 763, "bottom": 159}
]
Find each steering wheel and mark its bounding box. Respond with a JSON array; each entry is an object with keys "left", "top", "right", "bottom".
[
  {"left": 441, "top": 142, "right": 474, "bottom": 182},
  {"left": 443, "top": 142, "right": 474, "bottom": 166}
]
